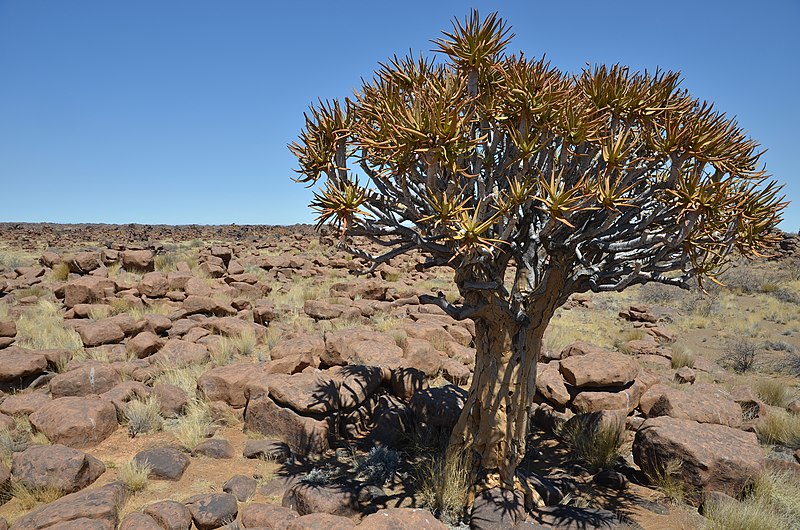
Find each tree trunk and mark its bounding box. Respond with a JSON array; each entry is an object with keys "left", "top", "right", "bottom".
[{"left": 448, "top": 286, "right": 562, "bottom": 489}]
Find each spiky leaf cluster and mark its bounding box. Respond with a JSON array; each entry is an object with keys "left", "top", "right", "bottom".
[{"left": 290, "top": 10, "right": 785, "bottom": 310}]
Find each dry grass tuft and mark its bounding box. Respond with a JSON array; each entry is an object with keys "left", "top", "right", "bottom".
[
  {"left": 753, "top": 379, "right": 791, "bottom": 408},
  {"left": 153, "top": 364, "right": 204, "bottom": 396},
  {"left": 50, "top": 262, "right": 70, "bottom": 281},
  {"left": 670, "top": 344, "right": 696, "bottom": 369},
  {"left": 417, "top": 445, "right": 471, "bottom": 525},
  {"left": 756, "top": 410, "right": 800, "bottom": 448},
  {"left": 646, "top": 457, "right": 686, "bottom": 505},
  {"left": 119, "top": 458, "right": 150, "bottom": 492},
  {"left": 124, "top": 396, "right": 163, "bottom": 436},
  {"left": 703, "top": 470, "right": 800, "bottom": 530},
  {"left": 172, "top": 400, "right": 213, "bottom": 451},
  {"left": 15, "top": 300, "right": 83, "bottom": 352},
  {"left": 9, "top": 482, "right": 63, "bottom": 510},
  {"left": 558, "top": 413, "right": 625, "bottom": 473}
]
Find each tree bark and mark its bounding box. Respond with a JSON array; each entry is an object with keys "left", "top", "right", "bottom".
[{"left": 448, "top": 269, "right": 566, "bottom": 489}]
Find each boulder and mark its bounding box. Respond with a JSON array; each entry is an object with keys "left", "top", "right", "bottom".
[
  {"left": 119, "top": 513, "right": 162, "bottom": 530},
  {"left": 640, "top": 385, "right": 742, "bottom": 427},
  {"left": 122, "top": 250, "right": 155, "bottom": 272},
  {"left": 287, "top": 513, "right": 357, "bottom": 529},
  {"left": 184, "top": 493, "right": 239, "bottom": 530},
  {"left": 29, "top": 396, "right": 118, "bottom": 448},
  {"left": 0, "top": 320, "right": 16, "bottom": 338},
  {"left": 535, "top": 361, "right": 570, "bottom": 407},
  {"left": 282, "top": 482, "right": 359, "bottom": 518},
  {"left": 240, "top": 503, "right": 298, "bottom": 529},
  {"left": 0, "top": 391, "right": 51, "bottom": 415},
  {"left": 150, "top": 339, "right": 209, "bottom": 366},
  {"left": 11, "top": 444, "right": 105, "bottom": 493},
  {"left": 244, "top": 393, "right": 329, "bottom": 456},
  {"left": 126, "top": 331, "right": 163, "bottom": 359},
  {"left": 142, "top": 500, "right": 193, "bottom": 530},
  {"left": 530, "top": 506, "right": 622, "bottom": 529},
  {"left": 152, "top": 383, "right": 189, "bottom": 418},
  {"left": 49, "top": 364, "right": 121, "bottom": 398},
  {"left": 9, "top": 482, "right": 127, "bottom": 530},
  {"left": 192, "top": 438, "right": 235, "bottom": 459},
  {"left": 65, "top": 252, "right": 101, "bottom": 274},
  {"left": 0, "top": 347, "right": 47, "bottom": 382},
  {"left": 138, "top": 272, "right": 168, "bottom": 298},
  {"left": 197, "top": 362, "right": 257, "bottom": 407},
  {"left": 559, "top": 352, "right": 639, "bottom": 388},
  {"left": 76, "top": 320, "right": 125, "bottom": 347},
  {"left": 633, "top": 416, "right": 765, "bottom": 499},
  {"left": 242, "top": 439, "right": 291, "bottom": 462},
  {"left": 410, "top": 385, "right": 467, "bottom": 428},
  {"left": 222, "top": 474, "right": 257, "bottom": 502},
  {"left": 358, "top": 508, "right": 447, "bottom": 529},
  {"left": 133, "top": 447, "right": 190, "bottom": 481},
  {"left": 64, "top": 277, "right": 115, "bottom": 308},
  {"left": 270, "top": 334, "right": 325, "bottom": 361},
  {"left": 470, "top": 488, "right": 526, "bottom": 530}
]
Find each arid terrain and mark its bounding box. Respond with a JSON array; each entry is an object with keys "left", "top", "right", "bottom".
[{"left": 0, "top": 223, "right": 798, "bottom": 530}]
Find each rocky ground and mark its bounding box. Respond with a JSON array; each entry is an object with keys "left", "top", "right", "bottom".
[{"left": 0, "top": 223, "right": 798, "bottom": 530}]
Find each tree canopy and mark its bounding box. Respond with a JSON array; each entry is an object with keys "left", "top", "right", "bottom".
[{"left": 291, "top": 11, "right": 785, "bottom": 317}]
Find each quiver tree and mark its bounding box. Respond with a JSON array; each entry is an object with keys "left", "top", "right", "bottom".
[{"left": 290, "top": 11, "right": 785, "bottom": 491}]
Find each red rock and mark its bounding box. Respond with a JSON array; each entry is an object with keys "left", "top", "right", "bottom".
[
  {"left": 633, "top": 417, "right": 764, "bottom": 499},
  {"left": 559, "top": 352, "right": 639, "bottom": 388},
  {"left": 244, "top": 393, "right": 329, "bottom": 456},
  {"left": 76, "top": 320, "right": 125, "bottom": 347},
  {"left": 29, "top": 396, "right": 118, "bottom": 448},
  {"left": 271, "top": 333, "right": 325, "bottom": 361},
  {"left": 358, "top": 508, "right": 447, "bottom": 529},
  {"left": 63, "top": 277, "right": 115, "bottom": 308},
  {"left": 536, "top": 361, "right": 570, "bottom": 407},
  {"left": 197, "top": 363, "right": 257, "bottom": 408},
  {"left": 640, "top": 385, "right": 742, "bottom": 427},
  {"left": 11, "top": 444, "right": 105, "bottom": 493},
  {"left": 10, "top": 481, "right": 126, "bottom": 530},
  {"left": 122, "top": 249, "right": 155, "bottom": 272},
  {"left": 138, "top": 272, "right": 169, "bottom": 298},
  {"left": 50, "top": 364, "right": 121, "bottom": 398},
  {"left": 0, "top": 346, "right": 47, "bottom": 382},
  {"left": 240, "top": 503, "right": 298, "bottom": 528}
]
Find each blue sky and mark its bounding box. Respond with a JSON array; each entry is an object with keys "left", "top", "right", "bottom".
[{"left": 1, "top": 0, "right": 798, "bottom": 229}]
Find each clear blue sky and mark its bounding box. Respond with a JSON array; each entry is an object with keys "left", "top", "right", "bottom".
[{"left": 1, "top": 1, "right": 798, "bottom": 229}]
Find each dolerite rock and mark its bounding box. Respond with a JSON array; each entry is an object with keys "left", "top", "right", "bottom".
[
  {"left": 29, "top": 396, "right": 118, "bottom": 448},
  {"left": 0, "top": 347, "right": 47, "bottom": 383},
  {"left": 192, "top": 438, "right": 235, "bottom": 459},
  {"left": 138, "top": 272, "right": 168, "bottom": 298},
  {"left": 282, "top": 482, "right": 359, "bottom": 518},
  {"left": 242, "top": 439, "right": 291, "bottom": 462},
  {"left": 49, "top": 364, "right": 121, "bottom": 398},
  {"left": 240, "top": 503, "right": 298, "bottom": 528},
  {"left": 470, "top": 488, "right": 526, "bottom": 529},
  {"left": 119, "top": 513, "right": 163, "bottom": 530},
  {"left": 76, "top": 320, "right": 125, "bottom": 347},
  {"left": 9, "top": 481, "right": 127, "bottom": 530},
  {"left": 65, "top": 252, "right": 101, "bottom": 274},
  {"left": 244, "top": 393, "right": 329, "bottom": 456},
  {"left": 0, "top": 320, "right": 16, "bottom": 338},
  {"left": 133, "top": 447, "right": 190, "bottom": 481},
  {"left": 559, "top": 352, "right": 639, "bottom": 388},
  {"left": 197, "top": 362, "right": 256, "bottom": 407},
  {"left": 410, "top": 385, "right": 468, "bottom": 428},
  {"left": 286, "top": 513, "right": 357, "bottom": 529},
  {"left": 639, "top": 385, "right": 742, "bottom": 427},
  {"left": 122, "top": 249, "right": 155, "bottom": 272},
  {"left": 63, "top": 276, "right": 115, "bottom": 308},
  {"left": 152, "top": 383, "right": 189, "bottom": 418},
  {"left": 535, "top": 361, "right": 571, "bottom": 407},
  {"left": 0, "top": 392, "right": 51, "bottom": 416},
  {"left": 223, "top": 474, "right": 257, "bottom": 502},
  {"left": 126, "top": 331, "right": 162, "bottom": 359},
  {"left": 357, "top": 508, "right": 447, "bottom": 529},
  {"left": 184, "top": 493, "right": 238, "bottom": 530},
  {"left": 142, "top": 500, "right": 193, "bottom": 530},
  {"left": 11, "top": 444, "right": 105, "bottom": 493},
  {"left": 633, "top": 417, "right": 765, "bottom": 499},
  {"left": 530, "top": 505, "right": 622, "bottom": 529}
]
